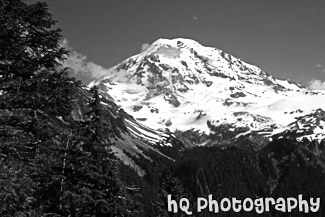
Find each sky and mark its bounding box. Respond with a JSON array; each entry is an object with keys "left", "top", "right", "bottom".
[{"left": 38, "top": 0, "right": 325, "bottom": 88}]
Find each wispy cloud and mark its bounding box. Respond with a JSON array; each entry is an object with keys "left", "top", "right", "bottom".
[
  {"left": 141, "top": 43, "right": 150, "bottom": 52},
  {"left": 61, "top": 39, "right": 113, "bottom": 80},
  {"left": 308, "top": 79, "right": 325, "bottom": 90}
]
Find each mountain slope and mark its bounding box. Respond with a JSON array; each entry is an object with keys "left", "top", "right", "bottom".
[
  {"left": 92, "top": 38, "right": 325, "bottom": 146},
  {"left": 70, "top": 86, "right": 184, "bottom": 176}
]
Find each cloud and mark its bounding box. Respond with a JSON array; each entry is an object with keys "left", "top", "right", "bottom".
[
  {"left": 193, "top": 16, "right": 198, "bottom": 21},
  {"left": 61, "top": 39, "right": 113, "bottom": 80},
  {"left": 308, "top": 79, "right": 325, "bottom": 90},
  {"left": 141, "top": 43, "right": 150, "bottom": 52}
]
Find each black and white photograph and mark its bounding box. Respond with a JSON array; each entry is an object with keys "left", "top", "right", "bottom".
[{"left": 1, "top": 0, "right": 325, "bottom": 216}]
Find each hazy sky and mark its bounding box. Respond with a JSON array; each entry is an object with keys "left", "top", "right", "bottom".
[{"left": 39, "top": 0, "right": 325, "bottom": 88}]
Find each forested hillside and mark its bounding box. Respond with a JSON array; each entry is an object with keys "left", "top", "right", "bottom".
[{"left": 0, "top": 1, "right": 133, "bottom": 216}]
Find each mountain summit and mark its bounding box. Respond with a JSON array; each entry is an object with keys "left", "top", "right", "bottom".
[{"left": 91, "top": 38, "right": 325, "bottom": 146}]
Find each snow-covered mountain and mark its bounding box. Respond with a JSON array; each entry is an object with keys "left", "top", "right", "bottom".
[
  {"left": 274, "top": 108, "right": 325, "bottom": 142},
  {"left": 91, "top": 38, "right": 325, "bottom": 146}
]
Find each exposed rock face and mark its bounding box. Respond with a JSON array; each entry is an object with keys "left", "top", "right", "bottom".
[{"left": 91, "top": 38, "right": 325, "bottom": 147}]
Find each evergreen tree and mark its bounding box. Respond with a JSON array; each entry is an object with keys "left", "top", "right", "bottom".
[
  {"left": 0, "top": 1, "right": 132, "bottom": 216},
  {"left": 59, "top": 86, "right": 130, "bottom": 216},
  {"left": 154, "top": 172, "right": 188, "bottom": 217},
  {"left": 0, "top": 0, "right": 79, "bottom": 215}
]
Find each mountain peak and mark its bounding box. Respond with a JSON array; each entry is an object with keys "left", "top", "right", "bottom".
[
  {"left": 152, "top": 38, "right": 202, "bottom": 46},
  {"left": 92, "top": 38, "right": 325, "bottom": 144},
  {"left": 139, "top": 38, "right": 206, "bottom": 60},
  {"left": 105, "top": 38, "right": 302, "bottom": 96}
]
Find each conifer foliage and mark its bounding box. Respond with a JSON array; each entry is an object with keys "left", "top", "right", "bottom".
[
  {"left": 153, "top": 172, "right": 188, "bottom": 217},
  {"left": 0, "top": 0, "right": 75, "bottom": 215},
  {"left": 58, "top": 86, "right": 129, "bottom": 216},
  {"left": 0, "top": 0, "right": 131, "bottom": 216},
  {"left": 0, "top": 0, "right": 71, "bottom": 112}
]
